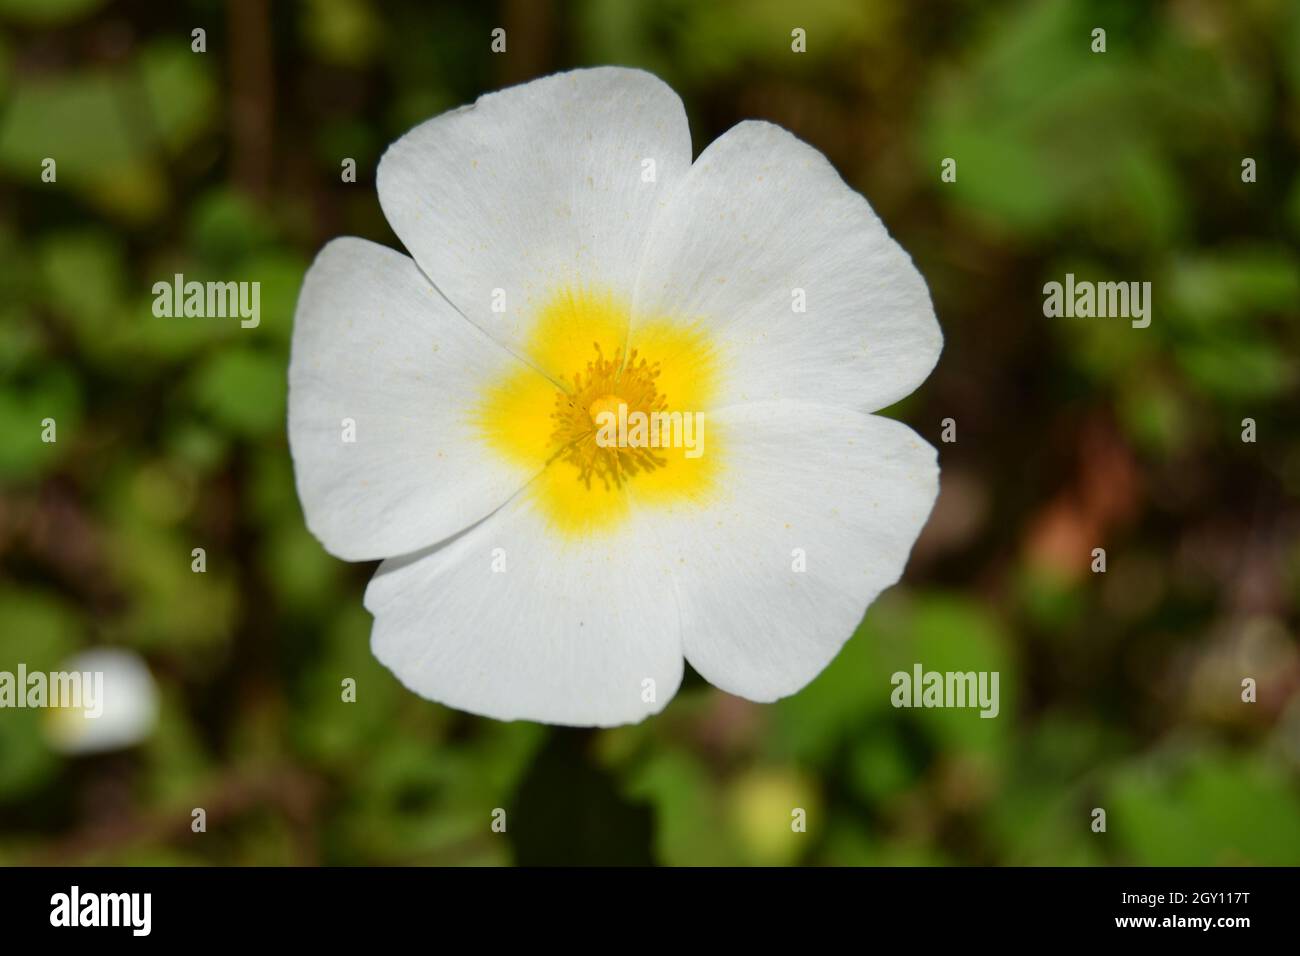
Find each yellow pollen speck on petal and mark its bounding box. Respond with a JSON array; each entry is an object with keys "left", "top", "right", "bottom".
[{"left": 474, "top": 287, "right": 722, "bottom": 537}]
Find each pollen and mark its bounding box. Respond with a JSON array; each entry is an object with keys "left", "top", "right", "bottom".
[
  {"left": 475, "top": 286, "right": 721, "bottom": 536},
  {"left": 549, "top": 344, "right": 667, "bottom": 490}
]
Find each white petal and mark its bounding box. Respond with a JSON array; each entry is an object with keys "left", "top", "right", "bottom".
[
  {"left": 364, "top": 495, "right": 684, "bottom": 727},
  {"left": 376, "top": 67, "right": 692, "bottom": 362},
  {"left": 659, "top": 403, "right": 939, "bottom": 701},
  {"left": 633, "top": 120, "right": 942, "bottom": 413},
  {"left": 289, "top": 238, "right": 539, "bottom": 561}
]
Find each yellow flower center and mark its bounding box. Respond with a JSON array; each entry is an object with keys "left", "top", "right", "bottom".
[
  {"left": 475, "top": 287, "right": 721, "bottom": 537},
  {"left": 550, "top": 346, "right": 667, "bottom": 490}
]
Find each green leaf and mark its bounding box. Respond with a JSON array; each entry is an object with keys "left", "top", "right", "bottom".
[
  {"left": 625, "top": 751, "right": 739, "bottom": 865},
  {"left": 0, "top": 367, "right": 79, "bottom": 480},
  {"left": 0, "top": 590, "right": 82, "bottom": 796},
  {"left": 190, "top": 348, "right": 287, "bottom": 439},
  {"left": 1108, "top": 750, "right": 1300, "bottom": 865}
]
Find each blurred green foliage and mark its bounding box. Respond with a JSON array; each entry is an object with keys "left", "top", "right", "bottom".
[{"left": 0, "top": 0, "right": 1297, "bottom": 865}]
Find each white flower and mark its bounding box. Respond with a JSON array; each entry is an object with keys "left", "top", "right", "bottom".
[
  {"left": 45, "top": 648, "right": 159, "bottom": 755},
  {"left": 289, "top": 67, "right": 942, "bottom": 727}
]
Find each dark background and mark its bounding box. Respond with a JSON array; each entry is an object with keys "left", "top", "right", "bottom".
[{"left": 1, "top": 0, "right": 1298, "bottom": 865}]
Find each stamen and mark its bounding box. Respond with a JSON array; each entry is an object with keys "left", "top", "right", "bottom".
[{"left": 550, "top": 343, "right": 668, "bottom": 490}]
